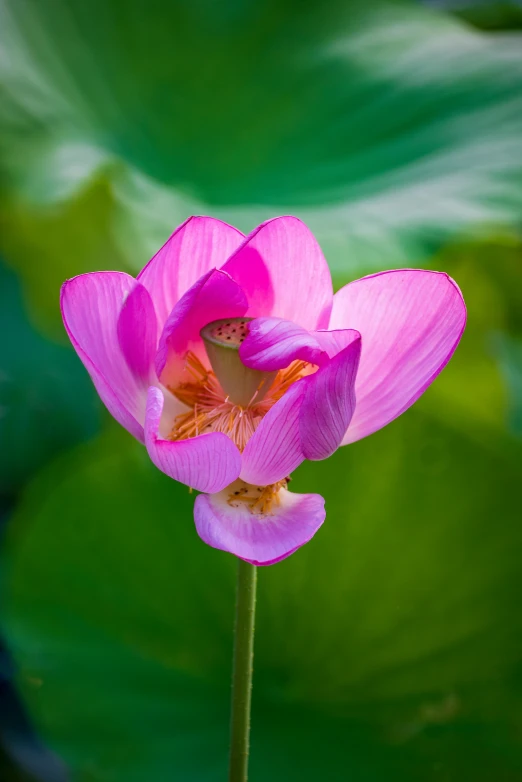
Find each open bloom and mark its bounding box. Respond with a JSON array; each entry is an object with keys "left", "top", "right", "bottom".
[{"left": 61, "top": 216, "right": 466, "bottom": 565}]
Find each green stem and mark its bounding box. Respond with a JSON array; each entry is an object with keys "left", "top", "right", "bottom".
[{"left": 229, "top": 559, "right": 257, "bottom": 782}]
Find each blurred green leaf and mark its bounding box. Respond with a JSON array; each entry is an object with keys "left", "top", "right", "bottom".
[
  {"left": 1, "top": 0, "right": 522, "bottom": 331},
  {"left": 0, "top": 176, "right": 127, "bottom": 336},
  {"left": 491, "top": 332, "right": 522, "bottom": 436},
  {"left": 446, "top": 0, "right": 522, "bottom": 32},
  {"left": 3, "top": 253, "right": 522, "bottom": 781},
  {"left": 0, "top": 262, "right": 99, "bottom": 501}
]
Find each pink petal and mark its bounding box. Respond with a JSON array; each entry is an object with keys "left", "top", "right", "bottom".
[
  {"left": 137, "top": 216, "right": 244, "bottom": 331},
  {"left": 314, "top": 328, "right": 360, "bottom": 358},
  {"left": 61, "top": 272, "right": 152, "bottom": 442},
  {"left": 155, "top": 269, "right": 248, "bottom": 388},
  {"left": 240, "top": 380, "right": 307, "bottom": 486},
  {"left": 222, "top": 216, "right": 333, "bottom": 329},
  {"left": 329, "top": 270, "right": 467, "bottom": 444},
  {"left": 300, "top": 334, "right": 361, "bottom": 460},
  {"left": 194, "top": 486, "right": 326, "bottom": 565},
  {"left": 240, "top": 316, "right": 359, "bottom": 371},
  {"left": 145, "top": 386, "right": 241, "bottom": 493},
  {"left": 117, "top": 282, "right": 157, "bottom": 382}
]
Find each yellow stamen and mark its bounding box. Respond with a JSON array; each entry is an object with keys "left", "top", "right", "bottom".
[
  {"left": 168, "top": 351, "right": 313, "bottom": 452},
  {"left": 226, "top": 479, "right": 288, "bottom": 516}
]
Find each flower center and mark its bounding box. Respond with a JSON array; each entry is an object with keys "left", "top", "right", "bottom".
[
  {"left": 167, "top": 351, "right": 308, "bottom": 451},
  {"left": 200, "top": 317, "right": 277, "bottom": 406},
  {"left": 167, "top": 316, "right": 315, "bottom": 454}
]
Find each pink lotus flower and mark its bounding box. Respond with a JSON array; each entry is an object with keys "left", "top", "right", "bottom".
[{"left": 61, "top": 216, "right": 466, "bottom": 565}]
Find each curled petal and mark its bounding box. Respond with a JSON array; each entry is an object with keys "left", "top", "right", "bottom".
[
  {"left": 329, "top": 270, "right": 467, "bottom": 444},
  {"left": 61, "top": 272, "right": 151, "bottom": 441},
  {"left": 117, "top": 282, "right": 157, "bottom": 383},
  {"left": 138, "top": 216, "right": 244, "bottom": 331},
  {"left": 145, "top": 387, "right": 241, "bottom": 493},
  {"left": 155, "top": 269, "right": 248, "bottom": 388},
  {"left": 240, "top": 316, "right": 358, "bottom": 371},
  {"left": 300, "top": 335, "right": 361, "bottom": 460},
  {"left": 223, "top": 216, "right": 333, "bottom": 329},
  {"left": 194, "top": 487, "right": 326, "bottom": 565},
  {"left": 240, "top": 380, "right": 307, "bottom": 486}
]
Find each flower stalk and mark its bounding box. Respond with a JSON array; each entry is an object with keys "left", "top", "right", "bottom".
[{"left": 229, "top": 559, "right": 257, "bottom": 782}]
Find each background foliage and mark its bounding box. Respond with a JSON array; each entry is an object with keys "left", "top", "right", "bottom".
[{"left": 1, "top": 1, "right": 521, "bottom": 780}]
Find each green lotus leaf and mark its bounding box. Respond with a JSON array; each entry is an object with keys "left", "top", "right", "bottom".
[{"left": 1, "top": 1, "right": 522, "bottom": 330}]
